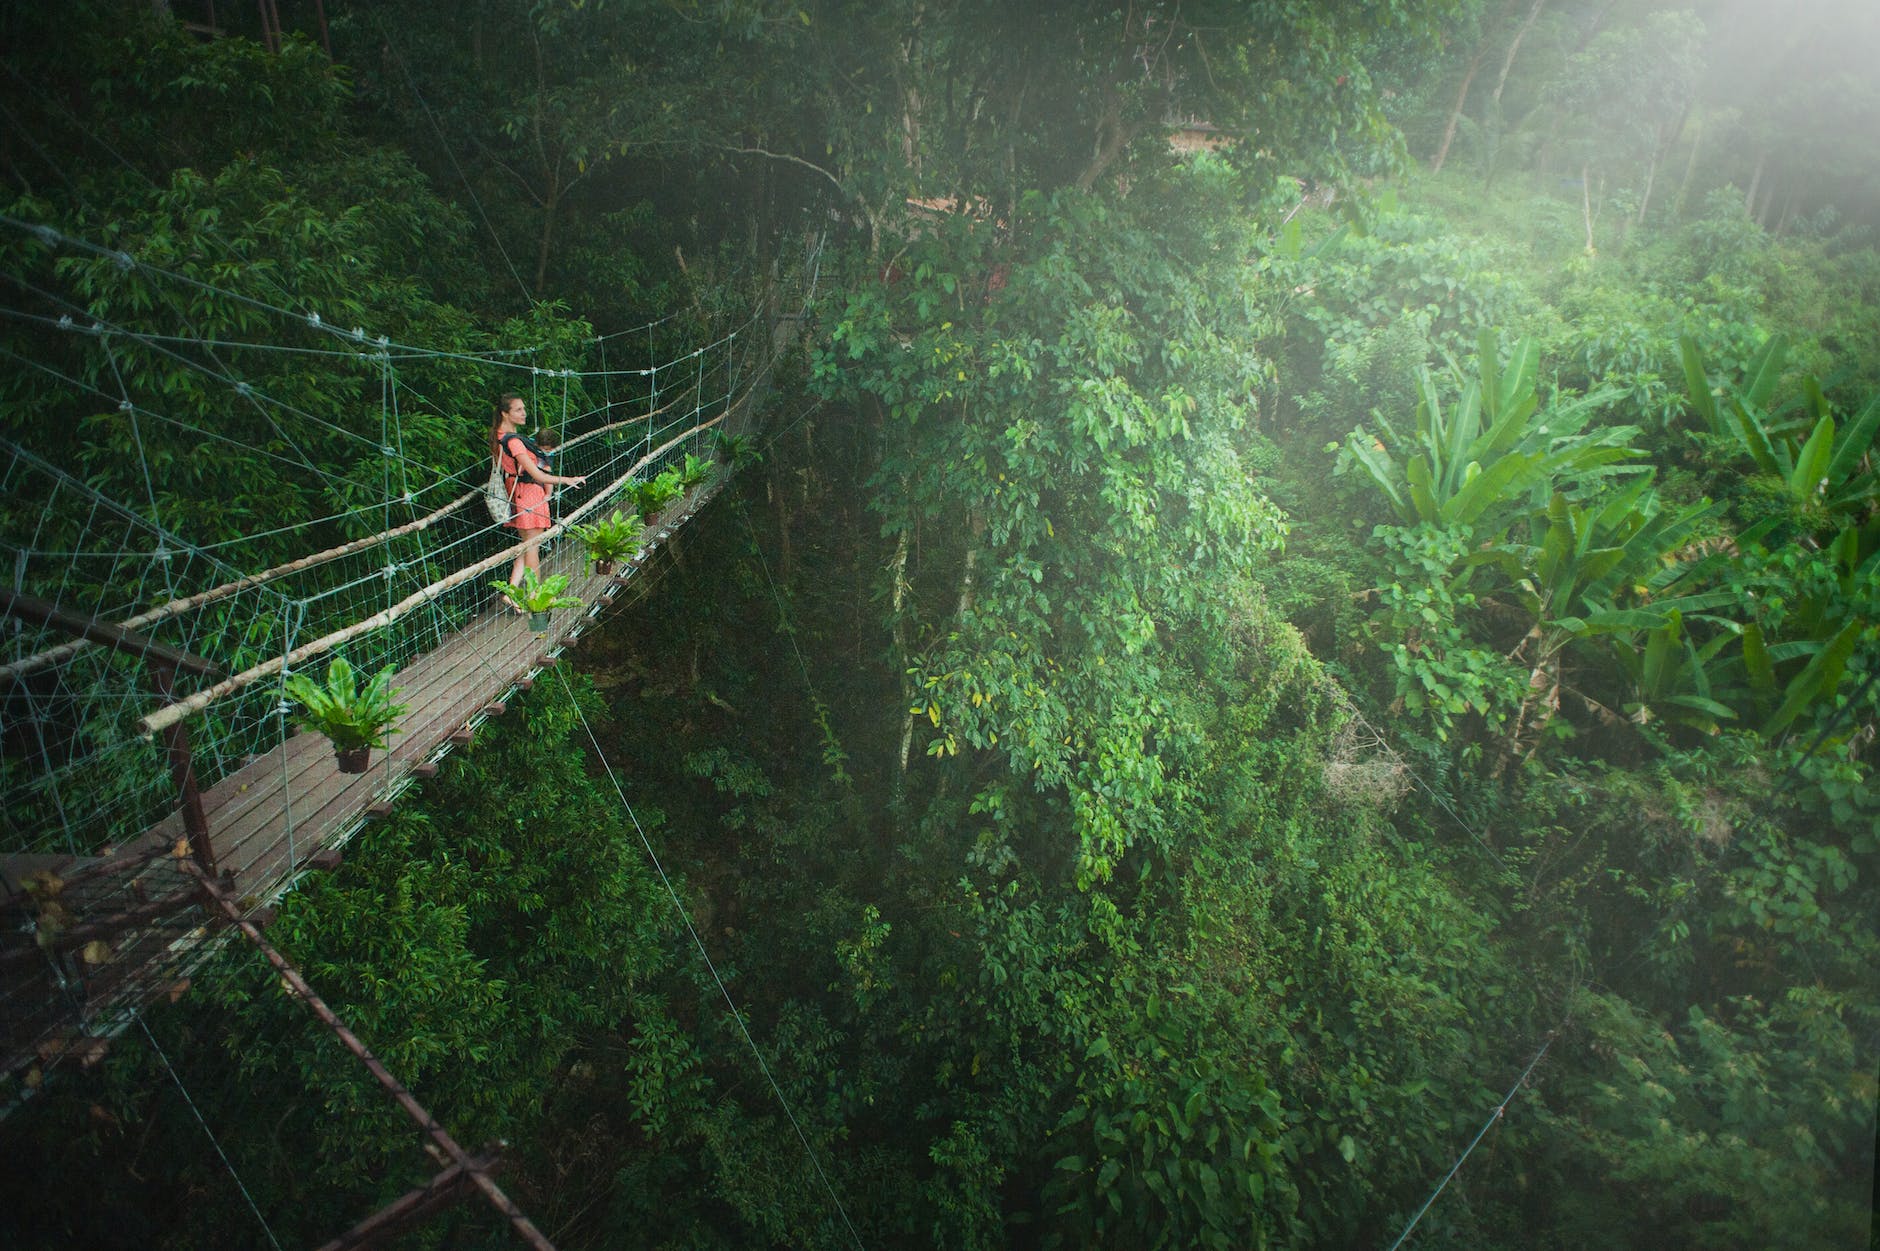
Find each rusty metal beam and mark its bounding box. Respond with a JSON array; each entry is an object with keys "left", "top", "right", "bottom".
[
  {"left": 314, "top": 1152, "right": 501, "bottom": 1251},
  {"left": 0, "top": 888, "right": 200, "bottom": 971},
  {"left": 187, "top": 867, "right": 556, "bottom": 1251},
  {"left": 1, "top": 840, "right": 175, "bottom": 903},
  {"left": 0, "top": 588, "right": 221, "bottom": 679}
]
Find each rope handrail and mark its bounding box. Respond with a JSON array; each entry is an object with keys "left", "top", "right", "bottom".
[
  {"left": 0, "top": 394, "right": 693, "bottom": 685},
  {"left": 135, "top": 410, "right": 732, "bottom": 738}
]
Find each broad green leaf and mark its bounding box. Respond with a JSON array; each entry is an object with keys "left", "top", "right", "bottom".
[
  {"left": 1825, "top": 393, "right": 1880, "bottom": 488},
  {"left": 1788, "top": 414, "right": 1836, "bottom": 504},
  {"left": 1678, "top": 336, "right": 1719, "bottom": 433},
  {"left": 1762, "top": 619, "right": 1863, "bottom": 737}
]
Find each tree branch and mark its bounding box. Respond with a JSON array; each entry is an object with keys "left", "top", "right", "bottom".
[{"left": 718, "top": 144, "right": 847, "bottom": 199}]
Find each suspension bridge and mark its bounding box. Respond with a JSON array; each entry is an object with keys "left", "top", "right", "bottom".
[{"left": 0, "top": 213, "right": 812, "bottom": 1247}]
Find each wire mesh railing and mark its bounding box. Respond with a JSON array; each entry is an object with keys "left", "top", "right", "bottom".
[{"left": 1, "top": 316, "right": 752, "bottom": 867}]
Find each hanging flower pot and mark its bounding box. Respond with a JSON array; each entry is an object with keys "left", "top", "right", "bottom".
[
  {"left": 593, "top": 558, "right": 615, "bottom": 576},
  {"left": 528, "top": 610, "right": 553, "bottom": 633},
  {"left": 334, "top": 745, "right": 372, "bottom": 774}
]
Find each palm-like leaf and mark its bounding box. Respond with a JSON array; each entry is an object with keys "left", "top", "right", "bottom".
[{"left": 283, "top": 656, "right": 406, "bottom": 752}]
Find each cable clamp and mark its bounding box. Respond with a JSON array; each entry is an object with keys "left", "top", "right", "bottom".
[
  {"left": 307, "top": 311, "right": 322, "bottom": 328},
  {"left": 112, "top": 250, "right": 135, "bottom": 271},
  {"left": 33, "top": 224, "right": 60, "bottom": 247},
  {"left": 153, "top": 545, "right": 172, "bottom": 563},
  {"left": 119, "top": 400, "right": 133, "bottom": 413},
  {"left": 351, "top": 326, "right": 366, "bottom": 342},
  {"left": 56, "top": 314, "right": 72, "bottom": 331},
  {"left": 377, "top": 334, "right": 389, "bottom": 347},
  {"left": 381, "top": 444, "right": 395, "bottom": 457},
  {"left": 234, "top": 381, "right": 253, "bottom": 398}
]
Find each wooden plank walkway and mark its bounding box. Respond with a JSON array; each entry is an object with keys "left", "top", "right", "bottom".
[{"left": 0, "top": 478, "right": 724, "bottom": 1079}]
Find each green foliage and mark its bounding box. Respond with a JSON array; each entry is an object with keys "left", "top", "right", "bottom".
[
  {"left": 282, "top": 655, "right": 406, "bottom": 752},
  {"left": 570, "top": 507, "right": 645, "bottom": 567},
  {"left": 1370, "top": 523, "right": 1526, "bottom": 739},
  {"left": 490, "top": 567, "right": 584, "bottom": 613},
  {"left": 1681, "top": 333, "right": 1880, "bottom": 523},
  {"left": 635, "top": 467, "right": 686, "bottom": 519},
  {"left": 679, "top": 450, "right": 716, "bottom": 491},
  {"left": 712, "top": 429, "right": 764, "bottom": 467},
  {"left": 1341, "top": 331, "right": 1640, "bottom": 536}
]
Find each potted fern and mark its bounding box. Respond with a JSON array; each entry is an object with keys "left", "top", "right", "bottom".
[
  {"left": 570, "top": 508, "right": 644, "bottom": 576},
  {"left": 635, "top": 469, "right": 685, "bottom": 528},
  {"left": 492, "top": 568, "right": 584, "bottom": 633},
  {"left": 283, "top": 656, "right": 407, "bottom": 774},
  {"left": 711, "top": 430, "right": 762, "bottom": 468},
  {"left": 677, "top": 451, "right": 714, "bottom": 492}
]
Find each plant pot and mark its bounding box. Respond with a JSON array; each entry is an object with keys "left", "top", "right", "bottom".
[
  {"left": 641, "top": 511, "right": 663, "bottom": 530},
  {"left": 335, "top": 745, "right": 371, "bottom": 774},
  {"left": 528, "top": 610, "right": 552, "bottom": 633},
  {"left": 592, "top": 559, "right": 615, "bottom": 576}
]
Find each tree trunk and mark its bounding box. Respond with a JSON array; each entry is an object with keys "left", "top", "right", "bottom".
[
  {"left": 1075, "top": 89, "right": 1138, "bottom": 191},
  {"left": 1572, "top": 0, "right": 1620, "bottom": 52},
  {"left": 1754, "top": 167, "right": 1777, "bottom": 228},
  {"left": 1671, "top": 106, "right": 1704, "bottom": 219},
  {"left": 1430, "top": 41, "right": 1491, "bottom": 173},
  {"left": 1478, "top": 0, "right": 1546, "bottom": 181},
  {"left": 1581, "top": 161, "right": 1596, "bottom": 253},
  {"left": 1489, "top": 0, "right": 1546, "bottom": 110},
  {"left": 887, "top": 515, "right": 909, "bottom": 827},
  {"left": 534, "top": 180, "right": 558, "bottom": 294},
  {"left": 899, "top": 8, "right": 924, "bottom": 183},
  {"left": 771, "top": 476, "right": 793, "bottom": 586},
  {"left": 1744, "top": 149, "right": 1767, "bottom": 218},
  {"left": 955, "top": 545, "right": 978, "bottom": 617},
  {"left": 1636, "top": 148, "right": 1659, "bottom": 225},
  {"left": 1774, "top": 186, "right": 1798, "bottom": 236}
]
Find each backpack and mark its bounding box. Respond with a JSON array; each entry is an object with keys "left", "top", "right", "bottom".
[{"left": 482, "top": 433, "right": 538, "bottom": 525}]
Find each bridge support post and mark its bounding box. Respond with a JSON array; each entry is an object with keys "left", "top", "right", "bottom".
[{"left": 149, "top": 662, "right": 216, "bottom": 877}]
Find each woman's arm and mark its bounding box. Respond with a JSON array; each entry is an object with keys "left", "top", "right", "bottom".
[{"left": 508, "top": 438, "right": 585, "bottom": 488}]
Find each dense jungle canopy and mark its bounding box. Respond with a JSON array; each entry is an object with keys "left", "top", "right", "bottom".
[{"left": 2, "top": 0, "right": 1878, "bottom": 1247}]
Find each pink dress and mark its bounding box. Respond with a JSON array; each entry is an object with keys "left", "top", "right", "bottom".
[{"left": 498, "top": 435, "right": 551, "bottom": 531}]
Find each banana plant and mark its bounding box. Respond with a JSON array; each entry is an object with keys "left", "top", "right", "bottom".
[
  {"left": 1344, "top": 330, "right": 1641, "bottom": 541},
  {"left": 1485, "top": 480, "right": 1719, "bottom": 766},
  {"left": 1736, "top": 617, "right": 1866, "bottom": 738},
  {"left": 1680, "top": 334, "right": 1880, "bottom": 518},
  {"left": 1605, "top": 543, "right": 1870, "bottom": 743},
  {"left": 1608, "top": 608, "right": 1741, "bottom": 734}
]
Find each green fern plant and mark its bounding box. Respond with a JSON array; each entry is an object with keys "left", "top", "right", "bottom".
[
  {"left": 635, "top": 469, "right": 685, "bottom": 521},
  {"left": 283, "top": 656, "right": 406, "bottom": 753},
  {"left": 711, "top": 430, "right": 762, "bottom": 467},
  {"left": 569, "top": 509, "right": 644, "bottom": 570},
  {"left": 678, "top": 452, "right": 714, "bottom": 491},
  {"left": 491, "top": 569, "right": 585, "bottom": 614}
]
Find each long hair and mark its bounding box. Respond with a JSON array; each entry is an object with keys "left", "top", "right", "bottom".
[{"left": 489, "top": 393, "right": 523, "bottom": 464}]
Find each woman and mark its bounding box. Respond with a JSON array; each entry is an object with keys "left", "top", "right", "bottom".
[{"left": 490, "top": 393, "right": 585, "bottom": 600}]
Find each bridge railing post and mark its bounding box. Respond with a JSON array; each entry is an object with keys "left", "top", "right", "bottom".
[{"left": 147, "top": 661, "right": 216, "bottom": 877}]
